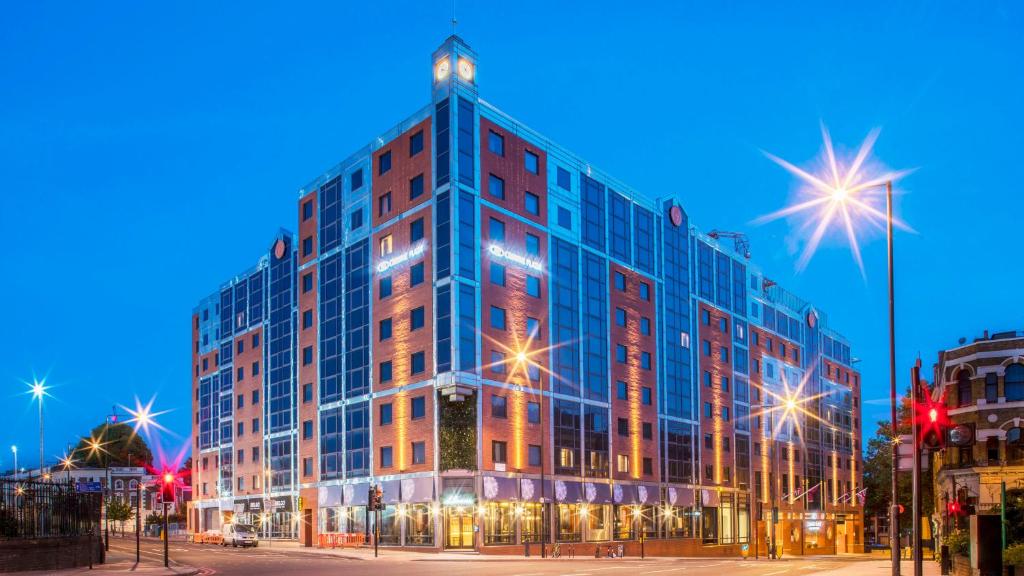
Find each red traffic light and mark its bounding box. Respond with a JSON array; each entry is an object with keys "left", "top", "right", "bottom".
[{"left": 163, "top": 473, "right": 174, "bottom": 485}]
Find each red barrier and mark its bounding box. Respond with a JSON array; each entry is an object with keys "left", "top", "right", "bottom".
[{"left": 317, "top": 533, "right": 366, "bottom": 548}]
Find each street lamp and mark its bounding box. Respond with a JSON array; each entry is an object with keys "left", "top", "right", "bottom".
[
  {"left": 761, "top": 126, "right": 912, "bottom": 576},
  {"left": 30, "top": 380, "right": 47, "bottom": 479},
  {"left": 11, "top": 446, "right": 17, "bottom": 480}
]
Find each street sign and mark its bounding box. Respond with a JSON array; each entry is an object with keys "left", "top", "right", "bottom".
[{"left": 76, "top": 482, "right": 103, "bottom": 493}]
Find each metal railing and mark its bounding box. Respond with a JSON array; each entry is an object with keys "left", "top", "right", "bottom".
[{"left": 0, "top": 479, "right": 100, "bottom": 539}]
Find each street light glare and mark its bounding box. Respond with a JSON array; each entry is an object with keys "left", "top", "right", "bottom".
[{"left": 755, "top": 123, "right": 915, "bottom": 276}]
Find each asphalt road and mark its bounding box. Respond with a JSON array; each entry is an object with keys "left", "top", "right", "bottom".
[{"left": 106, "top": 538, "right": 882, "bottom": 576}]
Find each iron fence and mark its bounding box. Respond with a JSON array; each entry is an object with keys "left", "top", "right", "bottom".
[{"left": 0, "top": 478, "right": 101, "bottom": 539}]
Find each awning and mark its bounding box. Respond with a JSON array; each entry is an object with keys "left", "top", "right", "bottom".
[
  {"left": 702, "top": 488, "right": 721, "bottom": 507},
  {"left": 554, "top": 480, "right": 581, "bottom": 503},
  {"left": 583, "top": 482, "right": 612, "bottom": 504},
  {"left": 518, "top": 478, "right": 553, "bottom": 502},
  {"left": 666, "top": 486, "right": 695, "bottom": 507},
  {"left": 614, "top": 484, "right": 642, "bottom": 505},
  {"left": 343, "top": 482, "right": 369, "bottom": 507},
  {"left": 401, "top": 477, "right": 435, "bottom": 503},
  {"left": 481, "top": 475, "right": 518, "bottom": 501},
  {"left": 441, "top": 477, "right": 476, "bottom": 507},
  {"left": 636, "top": 484, "right": 659, "bottom": 505},
  {"left": 319, "top": 485, "right": 342, "bottom": 508},
  {"left": 381, "top": 479, "right": 401, "bottom": 504}
]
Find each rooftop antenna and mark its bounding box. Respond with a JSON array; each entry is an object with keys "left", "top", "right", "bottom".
[{"left": 451, "top": 0, "right": 457, "bottom": 34}]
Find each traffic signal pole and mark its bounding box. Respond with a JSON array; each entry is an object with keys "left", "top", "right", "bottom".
[
  {"left": 911, "top": 363, "right": 922, "bottom": 576},
  {"left": 163, "top": 502, "right": 169, "bottom": 567}
]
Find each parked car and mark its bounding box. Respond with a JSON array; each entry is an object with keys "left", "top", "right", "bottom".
[{"left": 222, "top": 523, "right": 259, "bottom": 547}]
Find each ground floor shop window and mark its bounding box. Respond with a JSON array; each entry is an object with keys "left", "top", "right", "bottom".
[
  {"left": 520, "top": 503, "right": 545, "bottom": 543},
  {"left": 557, "top": 504, "right": 582, "bottom": 542},
  {"left": 404, "top": 503, "right": 434, "bottom": 546},
  {"left": 719, "top": 497, "right": 735, "bottom": 544},
  {"left": 585, "top": 504, "right": 611, "bottom": 541},
  {"left": 701, "top": 507, "right": 718, "bottom": 543},
  {"left": 375, "top": 506, "right": 399, "bottom": 545},
  {"left": 665, "top": 506, "right": 696, "bottom": 538},
  {"left": 483, "top": 502, "right": 514, "bottom": 544},
  {"left": 613, "top": 505, "right": 636, "bottom": 540},
  {"left": 737, "top": 500, "right": 749, "bottom": 544}
]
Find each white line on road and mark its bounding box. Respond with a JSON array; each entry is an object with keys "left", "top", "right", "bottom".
[
  {"left": 761, "top": 571, "right": 791, "bottom": 576},
  {"left": 640, "top": 568, "right": 688, "bottom": 574}
]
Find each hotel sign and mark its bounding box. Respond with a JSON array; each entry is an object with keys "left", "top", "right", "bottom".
[
  {"left": 488, "top": 243, "right": 543, "bottom": 273},
  {"left": 376, "top": 242, "right": 427, "bottom": 274}
]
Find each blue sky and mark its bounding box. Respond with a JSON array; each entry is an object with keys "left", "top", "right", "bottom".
[{"left": 2, "top": 1, "right": 1021, "bottom": 467}]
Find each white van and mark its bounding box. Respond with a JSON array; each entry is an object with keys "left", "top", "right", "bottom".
[{"left": 222, "top": 523, "right": 259, "bottom": 547}]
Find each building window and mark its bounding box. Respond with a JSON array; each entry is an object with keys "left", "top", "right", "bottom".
[
  {"left": 492, "top": 441, "right": 508, "bottom": 464},
  {"left": 491, "top": 393, "right": 507, "bottom": 416},
  {"left": 379, "top": 276, "right": 392, "bottom": 298},
  {"left": 617, "top": 454, "right": 629, "bottom": 473},
  {"left": 379, "top": 234, "right": 393, "bottom": 256},
  {"left": 526, "top": 275, "right": 541, "bottom": 298},
  {"left": 303, "top": 309, "right": 313, "bottom": 329},
  {"left": 379, "top": 403, "right": 392, "bottom": 425},
  {"left": 528, "top": 401, "right": 540, "bottom": 424},
  {"left": 720, "top": 346, "right": 729, "bottom": 362},
  {"left": 617, "top": 417, "right": 628, "bottom": 436},
  {"left": 490, "top": 306, "right": 507, "bottom": 330},
  {"left": 488, "top": 174, "right": 505, "bottom": 200},
  {"left": 615, "top": 307, "right": 627, "bottom": 327},
  {"left": 378, "top": 150, "right": 391, "bottom": 175},
  {"left": 302, "top": 346, "right": 313, "bottom": 366},
  {"left": 639, "top": 281, "right": 650, "bottom": 301},
  {"left": 642, "top": 422, "right": 653, "bottom": 439},
  {"left": 524, "top": 150, "right": 539, "bottom": 174},
  {"left": 380, "top": 446, "right": 393, "bottom": 468},
  {"left": 302, "top": 383, "right": 312, "bottom": 403},
  {"left": 488, "top": 130, "right": 504, "bottom": 156},
  {"left": 985, "top": 373, "right": 998, "bottom": 403},
  {"left": 557, "top": 166, "right": 571, "bottom": 190},
  {"left": 719, "top": 317, "right": 728, "bottom": 332},
  {"left": 351, "top": 168, "right": 364, "bottom": 190},
  {"left": 410, "top": 218, "right": 425, "bottom": 242},
  {"left": 722, "top": 406, "right": 730, "bottom": 421},
  {"left": 526, "top": 233, "right": 540, "bottom": 256},
  {"left": 704, "top": 403, "right": 712, "bottom": 418},
  {"left": 642, "top": 457, "right": 653, "bottom": 476},
  {"left": 491, "top": 350, "right": 506, "bottom": 373},
  {"left": 378, "top": 192, "right": 392, "bottom": 216},
  {"left": 379, "top": 318, "right": 392, "bottom": 341},
  {"left": 614, "top": 271, "right": 626, "bottom": 291},
  {"left": 410, "top": 262, "right": 425, "bottom": 286},
  {"left": 641, "top": 317, "right": 651, "bottom": 335},
  {"left": 350, "top": 208, "right": 363, "bottom": 230},
  {"left": 303, "top": 420, "right": 313, "bottom": 439},
  {"left": 380, "top": 361, "right": 393, "bottom": 383},
  {"left": 302, "top": 199, "right": 313, "bottom": 221},
  {"left": 489, "top": 217, "right": 505, "bottom": 242},
  {"left": 704, "top": 433, "right": 713, "bottom": 449},
  {"left": 302, "top": 236, "right": 313, "bottom": 256},
  {"left": 252, "top": 390, "right": 259, "bottom": 404},
  {"left": 703, "top": 371, "right": 712, "bottom": 387},
  {"left": 701, "top": 309, "right": 710, "bottom": 325},
  {"left": 409, "top": 173, "right": 425, "bottom": 200},
  {"left": 252, "top": 333, "right": 259, "bottom": 347},
  {"left": 703, "top": 340, "right": 711, "bottom": 356},
  {"left": 642, "top": 387, "right": 652, "bottom": 405},
  {"left": 557, "top": 206, "right": 571, "bottom": 229},
  {"left": 410, "top": 306, "right": 425, "bottom": 331},
  {"left": 411, "top": 396, "right": 426, "bottom": 419},
  {"left": 524, "top": 192, "right": 540, "bottom": 215},
  {"left": 409, "top": 130, "right": 424, "bottom": 156},
  {"left": 411, "top": 351, "right": 426, "bottom": 375},
  {"left": 641, "top": 352, "right": 652, "bottom": 370},
  {"left": 302, "top": 272, "right": 313, "bottom": 293},
  {"left": 1007, "top": 363, "right": 1024, "bottom": 401},
  {"left": 490, "top": 262, "right": 506, "bottom": 286},
  {"left": 529, "top": 445, "right": 542, "bottom": 467},
  {"left": 526, "top": 317, "right": 540, "bottom": 339},
  {"left": 957, "top": 370, "right": 972, "bottom": 407},
  {"left": 616, "top": 380, "right": 627, "bottom": 400},
  {"left": 721, "top": 376, "right": 729, "bottom": 392},
  {"left": 411, "top": 441, "right": 426, "bottom": 465},
  {"left": 616, "top": 344, "right": 627, "bottom": 364}
]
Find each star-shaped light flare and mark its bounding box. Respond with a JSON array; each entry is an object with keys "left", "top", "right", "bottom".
[{"left": 755, "top": 124, "right": 915, "bottom": 277}]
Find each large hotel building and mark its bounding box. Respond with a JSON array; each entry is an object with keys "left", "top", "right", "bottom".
[{"left": 189, "top": 36, "right": 864, "bottom": 555}]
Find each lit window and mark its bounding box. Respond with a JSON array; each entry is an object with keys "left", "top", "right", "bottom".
[
  {"left": 379, "top": 234, "right": 393, "bottom": 256},
  {"left": 617, "top": 454, "right": 629, "bottom": 473}
]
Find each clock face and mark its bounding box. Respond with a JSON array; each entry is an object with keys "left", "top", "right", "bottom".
[
  {"left": 807, "top": 309, "right": 818, "bottom": 328},
  {"left": 458, "top": 58, "right": 474, "bottom": 81},
  {"left": 273, "top": 239, "right": 286, "bottom": 260},
  {"left": 435, "top": 58, "right": 450, "bottom": 81},
  {"left": 669, "top": 205, "right": 683, "bottom": 227}
]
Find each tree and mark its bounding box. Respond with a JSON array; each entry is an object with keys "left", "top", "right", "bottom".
[
  {"left": 862, "top": 388, "right": 936, "bottom": 537},
  {"left": 72, "top": 422, "right": 153, "bottom": 468},
  {"left": 106, "top": 498, "right": 134, "bottom": 535}
]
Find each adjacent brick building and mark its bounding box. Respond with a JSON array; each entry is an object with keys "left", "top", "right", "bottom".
[{"left": 188, "top": 35, "right": 863, "bottom": 555}]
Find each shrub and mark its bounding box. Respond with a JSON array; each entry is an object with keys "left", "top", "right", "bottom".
[
  {"left": 945, "top": 530, "right": 969, "bottom": 557},
  {"left": 1005, "top": 543, "right": 1024, "bottom": 567}
]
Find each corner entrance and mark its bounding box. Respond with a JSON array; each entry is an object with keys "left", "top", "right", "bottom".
[{"left": 444, "top": 507, "right": 474, "bottom": 549}]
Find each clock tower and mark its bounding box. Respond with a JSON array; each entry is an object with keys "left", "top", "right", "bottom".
[{"left": 431, "top": 35, "right": 478, "bottom": 101}]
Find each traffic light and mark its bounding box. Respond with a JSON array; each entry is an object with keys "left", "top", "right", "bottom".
[
  {"left": 913, "top": 379, "right": 948, "bottom": 450},
  {"left": 159, "top": 471, "right": 176, "bottom": 504},
  {"left": 368, "top": 485, "right": 385, "bottom": 511}
]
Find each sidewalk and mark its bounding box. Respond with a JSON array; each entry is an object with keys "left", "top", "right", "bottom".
[
  {"left": 15, "top": 549, "right": 199, "bottom": 576},
  {"left": 801, "top": 558, "right": 941, "bottom": 576}
]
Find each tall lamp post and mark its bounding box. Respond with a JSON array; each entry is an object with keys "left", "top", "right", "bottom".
[
  {"left": 10, "top": 446, "right": 17, "bottom": 480},
  {"left": 31, "top": 381, "right": 46, "bottom": 480}
]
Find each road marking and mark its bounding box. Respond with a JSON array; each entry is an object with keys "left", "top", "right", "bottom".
[
  {"left": 640, "top": 568, "right": 688, "bottom": 574},
  {"left": 761, "top": 571, "right": 791, "bottom": 576}
]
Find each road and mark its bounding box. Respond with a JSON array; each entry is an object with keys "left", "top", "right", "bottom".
[{"left": 107, "top": 538, "right": 908, "bottom": 576}]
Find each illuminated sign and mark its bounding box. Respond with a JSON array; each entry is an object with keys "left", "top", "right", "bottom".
[
  {"left": 488, "top": 244, "right": 543, "bottom": 273},
  {"left": 376, "top": 242, "right": 426, "bottom": 274}
]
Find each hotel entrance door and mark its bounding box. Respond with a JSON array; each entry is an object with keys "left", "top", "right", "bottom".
[{"left": 445, "top": 507, "right": 475, "bottom": 549}]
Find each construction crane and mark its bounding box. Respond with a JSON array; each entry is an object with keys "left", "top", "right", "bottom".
[{"left": 707, "top": 230, "right": 751, "bottom": 259}]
